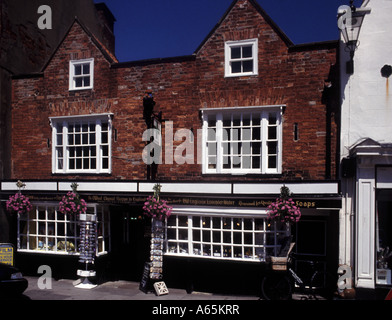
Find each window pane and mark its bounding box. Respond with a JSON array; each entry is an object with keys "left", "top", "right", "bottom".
[
  {"left": 243, "top": 60, "right": 253, "bottom": 73},
  {"left": 252, "top": 156, "right": 261, "bottom": 169},
  {"left": 252, "top": 127, "right": 261, "bottom": 140},
  {"left": 82, "top": 64, "right": 90, "bottom": 75},
  {"left": 207, "top": 129, "right": 216, "bottom": 141},
  {"left": 268, "top": 156, "right": 277, "bottom": 169},
  {"left": 242, "top": 46, "right": 253, "bottom": 58},
  {"left": 231, "top": 47, "right": 241, "bottom": 59},
  {"left": 231, "top": 61, "right": 242, "bottom": 74},
  {"left": 102, "top": 158, "right": 109, "bottom": 169},
  {"left": 268, "top": 126, "right": 277, "bottom": 140},
  {"left": 74, "top": 65, "right": 82, "bottom": 75},
  {"left": 268, "top": 141, "right": 277, "bottom": 155},
  {"left": 75, "top": 77, "right": 83, "bottom": 87},
  {"left": 83, "top": 77, "right": 90, "bottom": 87}
]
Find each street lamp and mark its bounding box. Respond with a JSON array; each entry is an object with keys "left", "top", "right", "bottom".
[{"left": 337, "top": 1, "right": 371, "bottom": 74}]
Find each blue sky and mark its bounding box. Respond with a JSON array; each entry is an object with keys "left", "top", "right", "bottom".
[{"left": 99, "top": 0, "right": 354, "bottom": 63}]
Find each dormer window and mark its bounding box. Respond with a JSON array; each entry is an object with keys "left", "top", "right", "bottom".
[
  {"left": 225, "top": 39, "right": 258, "bottom": 77},
  {"left": 69, "top": 58, "right": 94, "bottom": 91}
]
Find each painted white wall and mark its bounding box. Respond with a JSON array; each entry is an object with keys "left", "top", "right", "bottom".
[{"left": 340, "top": 0, "right": 392, "bottom": 159}]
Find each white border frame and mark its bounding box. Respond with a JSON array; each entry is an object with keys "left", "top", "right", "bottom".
[
  {"left": 69, "top": 58, "right": 94, "bottom": 91},
  {"left": 224, "top": 38, "right": 258, "bottom": 78}
]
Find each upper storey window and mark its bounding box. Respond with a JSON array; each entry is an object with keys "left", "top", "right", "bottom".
[
  {"left": 202, "top": 106, "right": 282, "bottom": 175},
  {"left": 50, "top": 114, "right": 112, "bottom": 175},
  {"left": 69, "top": 58, "right": 94, "bottom": 91},
  {"left": 225, "top": 39, "right": 258, "bottom": 77}
]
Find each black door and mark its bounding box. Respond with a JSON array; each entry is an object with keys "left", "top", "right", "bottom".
[{"left": 109, "top": 205, "right": 149, "bottom": 281}]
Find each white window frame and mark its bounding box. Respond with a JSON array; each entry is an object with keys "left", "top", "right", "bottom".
[
  {"left": 69, "top": 58, "right": 94, "bottom": 91},
  {"left": 225, "top": 39, "right": 258, "bottom": 77},
  {"left": 50, "top": 114, "right": 113, "bottom": 175},
  {"left": 201, "top": 106, "right": 283, "bottom": 175},
  {"left": 17, "top": 203, "right": 110, "bottom": 256},
  {"left": 165, "top": 207, "right": 287, "bottom": 262}
]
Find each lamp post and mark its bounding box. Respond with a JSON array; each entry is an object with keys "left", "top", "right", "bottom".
[{"left": 337, "top": 0, "right": 370, "bottom": 74}]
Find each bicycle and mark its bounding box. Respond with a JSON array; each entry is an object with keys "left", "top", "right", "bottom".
[{"left": 261, "top": 245, "right": 337, "bottom": 300}]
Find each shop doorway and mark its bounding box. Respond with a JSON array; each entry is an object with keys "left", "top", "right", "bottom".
[{"left": 109, "top": 205, "right": 149, "bottom": 281}]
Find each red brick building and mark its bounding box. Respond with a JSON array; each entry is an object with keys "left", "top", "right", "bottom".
[{"left": 5, "top": 0, "right": 341, "bottom": 293}]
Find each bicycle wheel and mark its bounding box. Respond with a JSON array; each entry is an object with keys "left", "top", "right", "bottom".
[
  {"left": 261, "top": 273, "right": 292, "bottom": 300},
  {"left": 310, "top": 271, "right": 337, "bottom": 300}
]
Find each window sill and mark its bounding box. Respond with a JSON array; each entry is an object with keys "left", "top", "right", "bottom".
[{"left": 52, "top": 172, "right": 112, "bottom": 177}]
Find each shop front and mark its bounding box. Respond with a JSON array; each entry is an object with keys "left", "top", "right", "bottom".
[
  {"left": 341, "top": 141, "right": 392, "bottom": 294},
  {"left": 1, "top": 180, "right": 341, "bottom": 292}
]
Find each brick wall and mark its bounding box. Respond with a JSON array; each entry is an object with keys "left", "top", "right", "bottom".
[{"left": 11, "top": 0, "right": 339, "bottom": 182}]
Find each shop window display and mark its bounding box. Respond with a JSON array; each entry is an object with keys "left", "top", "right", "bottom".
[
  {"left": 376, "top": 190, "right": 392, "bottom": 286},
  {"left": 17, "top": 203, "right": 110, "bottom": 256},
  {"left": 166, "top": 214, "right": 284, "bottom": 262}
]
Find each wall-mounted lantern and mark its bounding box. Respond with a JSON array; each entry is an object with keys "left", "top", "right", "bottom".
[
  {"left": 337, "top": 1, "right": 371, "bottom": 74},
  {"left": 143, "top": 91, "right": 156, "bottom": 128}
]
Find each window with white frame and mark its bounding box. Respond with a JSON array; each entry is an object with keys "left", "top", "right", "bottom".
[
  {"left": 225, "top": 39, "right": 258, "bottom": 77},
  {"left": 202, "top": 107, "right": 282, "bottom": 174},
  {"left": 69, "top": 58, "right": 94, "bottom": 91},
  {"left": 17, "top": 203, "right": 110, "bottom": 255},
  {"left": 50, "top": 114, "right": 112, "bottom": 174},
  {"left": 166, "top": 213, "right": 287, "bottom": 262}
]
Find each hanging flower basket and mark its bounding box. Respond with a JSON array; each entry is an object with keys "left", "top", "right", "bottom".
[
  {"left": 6, "top": 193, "right": 32, "bottom": 215},
  {"left": 267, "top": 186, "right": 301, "bottom": 224},
  {"left": 6, "top": 181, "right": 32, "bottom": 215},
  {"left": 58, "top": 183, "right": 87, "bottom": 216},
  {"left": 143, "top": 183, "right": 172, "bottom": 221}
]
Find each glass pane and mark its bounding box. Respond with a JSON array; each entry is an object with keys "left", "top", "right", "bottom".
[
  {"left": 208, "top": 142, "right": 217, "bottom": 156},
  {"left": 268, "top": 126, "right": 277, "bottom": 140},
  {"left": 102, "top": 132, "right": 108, "bottom": 144},
  {"left": 82, "top": 64, "right": 90, "bottom": 75},
  {"left": 193, "top": 216, "right": 200, "bottom": 228},
  {"left": 193, "top": 229, "right": 201, "bottom": 242},
  {"left": 202, "top": 217, "right": 210, "bottom": 228},
  {"left": 203, "top": 230, "right": 211, "bottom": 242},
  {"left": 74, "top": 65, "right": 82, "bottom": 75},
  {"left": 212, "top": 217, "right": 221, "bottom": 229},
  {"left": 102, "top": 158, "right": 109, "bottom": 169},
  {"left": 83, "top": 77, "right": 90, "bottom": 87},
  {"left": 244, "top": 232, "right": 253, "bottom": 245},
  {"left": 178, "top": 215, "right": 187, "bottom": 227},
  {"left": 242, "top": 45, "right": 253, "bottom": 58},
  {"left": 268, "top": 141, "right": 277, "bottom": 155},
  {"left": 242, "top": 60, "right": 253, "bottom": 73},
  {"left": 75, "top": 77, "right": 83, "bottom": 87},
  {"left": 82, "top": 134, "right": 88, "bottom": 144},
  {"left": 213, "top": 231, "right": 221, "bottom": 243},
  {"left": 207, "top": 129, "right": 216, "bottom": 141},
  {"left": 231, "top": 61, "right": 242, "bottom": 74},
  {"left": 213, "top": 245, "right": 221, "bottom": 257},
  {"left": 57, "top": 134, "right": 63, "bottom": 146},
  {"left": 233, "top": 232, "right": 242, "bottom": 244},
  {"left": 252, "top": 156, "right": 261, "bottom": 169},
  {"left": 252, "top": 127, "right": 261, "bottom": 140},
  {"left": 243, "top": 156, "right": 251, "bottom": 169},
  {"left": 268, "top": 156, "right": 277, "bottom": 169},
  {"left": 231, "top": 47, "right": 241, "bottom": 59},
  {"left": 242, "top": 128, "right": 251, "bottom": 140},
  {"left": 193, "top": 243, "right": 201, "bottom": 255}
]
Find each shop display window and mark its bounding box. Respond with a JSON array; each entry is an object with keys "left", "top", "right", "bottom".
[
  {"left": 166, "top": 214, "right": 284, "bottom": 262},
  {"left": 17, "top": 203, "right": 110, "bottom": 256},
  {"left": 376, "top": 190, "right": 392, "bottom": 286}
]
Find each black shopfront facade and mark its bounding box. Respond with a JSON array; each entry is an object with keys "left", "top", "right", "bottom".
[{"left": 0, "top": 180, "right": 341, "bottom": 294}]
